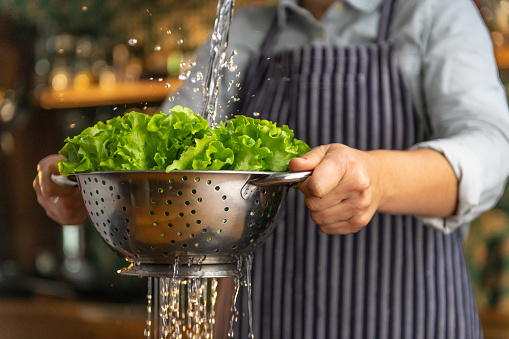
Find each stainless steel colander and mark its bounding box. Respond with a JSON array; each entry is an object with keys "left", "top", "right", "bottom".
[{"left": 53, "top": 170, "right": 310, "bottom": 277}]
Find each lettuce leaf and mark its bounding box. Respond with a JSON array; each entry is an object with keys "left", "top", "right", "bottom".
[{"left": 57, "top": 106, "right": 311, "bottom": 175}]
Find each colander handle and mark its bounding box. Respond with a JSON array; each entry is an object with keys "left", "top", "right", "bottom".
[
  {"left": 248, "top": 171, "right": 312, "bottom": 186},
  {"left": 51, "top": 174, "right": 79, "bottom": 187}
]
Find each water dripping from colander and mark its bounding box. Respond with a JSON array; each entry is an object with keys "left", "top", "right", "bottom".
[
  {"left": 245, "top": 254, "right": 255, "bottom": 339},
  {"left": 228, "top": 275, "right": 241, "bottom": 338}
]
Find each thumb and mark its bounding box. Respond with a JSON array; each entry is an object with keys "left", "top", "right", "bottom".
[{"left": 288, "top": 145, "right": 330, "bottom": 172}]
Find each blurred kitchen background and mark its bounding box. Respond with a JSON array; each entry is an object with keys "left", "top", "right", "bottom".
[{"left": 0, "top": 0, "right": 509, "bottom": 338}]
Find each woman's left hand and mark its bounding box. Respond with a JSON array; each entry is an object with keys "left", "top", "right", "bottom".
[{"left": 288, "top": 143, "right": 382, "bottom": 235}]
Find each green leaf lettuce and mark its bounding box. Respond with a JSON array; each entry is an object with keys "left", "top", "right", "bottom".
[{"left": 57, "top": 106, "right": 311, "bottom": 175}]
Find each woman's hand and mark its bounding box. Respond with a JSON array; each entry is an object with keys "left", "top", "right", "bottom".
[
  {"left": 33, "top": 154, "right": 88, "bottom": 225},
  {"left": 289, "top": 144, "right": 458, "bottom": 235},
  {"left": 289, "top": 144, "right": 381, "bottom": 235}
]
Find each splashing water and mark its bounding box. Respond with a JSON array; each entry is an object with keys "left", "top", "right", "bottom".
[
  {"left": 178, "top": 70, "right": 191, "bottom": 81},
  {"left": 128, "top": 38, "right": 138, "bottom": 46}
]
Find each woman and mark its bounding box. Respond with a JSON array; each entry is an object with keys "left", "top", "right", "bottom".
[{"left": 35, "top": 0, "right": 509, "bottom": 337}]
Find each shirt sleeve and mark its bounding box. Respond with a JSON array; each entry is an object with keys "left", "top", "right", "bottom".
[{"left": 410, "top": 0, "right": 509, "bottom": 233}]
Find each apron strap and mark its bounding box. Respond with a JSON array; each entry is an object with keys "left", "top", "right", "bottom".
[
  {"left": 260, "top": 14, "right": 281, "bottom": 53},
  {"left": 376, "top": 0, "right": 397, "bottom": 43}
]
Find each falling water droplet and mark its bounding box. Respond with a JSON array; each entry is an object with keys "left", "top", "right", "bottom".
[
  {"left": 193, "top": 87, "right": 200, "bottom": 93},
  {"left": 82, "top": 6, "right": 88, "bottom": 11},
  {"left": 166, "top": 30, "right": 172, "bottom": 35},
  {"left": 128, "top": 38, "right": 138, "bottom": 46},
  {"left": 179, "top": 70, "right": 191, "bottom": 80},
  {"left": 177, "top": 39, "right": 184, "bottom": 45},
  {"left": 212, "top": 32, "right": 222, "bottom": 42},
  {"left": 195, "top": 72, "right": 203, "bottom": 81},
  {"left": 165, "top": 83, "right": 171, "bottom": 89},
  {"left": 154, "top": 45, "right": 161, "bottom": 51},
  {"left": 253, "top": 112, "right": 260, "bottom": 117}
]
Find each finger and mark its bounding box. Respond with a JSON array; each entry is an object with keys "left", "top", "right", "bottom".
[
  {"left": 43, "top": 191, "right": 88, "bottom": 225},
  {"left": 289, "top": 145, "right": 329, "bottom": 172},
  {"left": 37, "top": 164, "right": 75, "bottom": 199},
  {"left": 299, "top": 154, "right": 345, "bottom": 198},
  {"left": 303, "top": 188, "right": 346, "bottom": 212},
  {"left": 317, "top": 221, "right": 364, "bottom": 235},
  {"left": 308, "top": 194, "right": 374, "bottom": 228}
]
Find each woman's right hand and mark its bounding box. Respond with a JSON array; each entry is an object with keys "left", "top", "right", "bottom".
[{"left": 33, "top": 154, "right": 88, "bottom": 225}]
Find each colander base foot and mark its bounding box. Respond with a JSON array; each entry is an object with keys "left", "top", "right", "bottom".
[{"left": 119, "top": 262, "right": 245, "bottom": 278}]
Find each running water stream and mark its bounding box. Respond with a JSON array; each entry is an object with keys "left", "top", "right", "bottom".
[{"left": 199, "top": 0, "right": 236, "bottom": 128}]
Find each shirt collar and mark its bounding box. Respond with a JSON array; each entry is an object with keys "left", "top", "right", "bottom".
[{"left": 277, "top": 0, "right": 383, "bottom": 26}]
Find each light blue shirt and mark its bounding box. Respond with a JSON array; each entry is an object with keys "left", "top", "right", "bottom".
[{"left": 163, "top": 0, "right": 509, "bottom": 233}]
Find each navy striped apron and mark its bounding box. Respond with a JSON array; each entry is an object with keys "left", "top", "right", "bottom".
[{"left": 232, "top": 0, "right": 483, "bottom": 338}]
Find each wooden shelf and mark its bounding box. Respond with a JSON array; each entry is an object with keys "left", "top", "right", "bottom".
[
  {"left": 480, "top": 309, "right": 509, "bottom": 339},
  {"left": 39, "top": 79, "right": 181, "bottom": 110},
  {"left": 0, "top": 296, "right": 147, "bottom": 339},
  {"left": 495, "top": 46, "right": 509, "bottom": 69}
]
